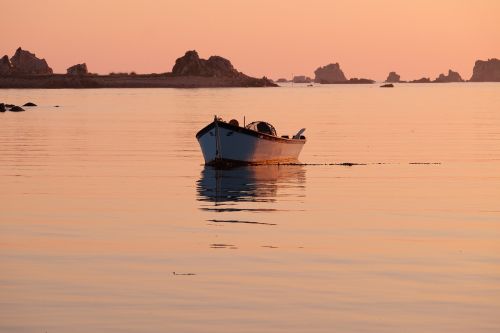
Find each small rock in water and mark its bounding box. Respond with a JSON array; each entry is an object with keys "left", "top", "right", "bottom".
[
  {"left": 380, "top": 83, "right": 394, "bottom": 88},
  {"left": 0, "top": 103, "right": 6, "bottom": 112},
  {"left": 9, "top": 106, "right": 25, "bottom": 112},
  {"left": 23, "top": 102, "right": 37, "bottom": 106},
  {"left": 54, "top": 105, "right": 60, "bottom": 107},
  {"left": 5, "top": 104, "right": 15, "bottom": 108},
  {"left": 172, "top": 271, "right": 196, "bottom": 276}
]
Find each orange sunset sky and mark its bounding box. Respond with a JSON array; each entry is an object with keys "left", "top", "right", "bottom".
[{"left": 2, "top": 0, "right": 500, "bottom": 81}]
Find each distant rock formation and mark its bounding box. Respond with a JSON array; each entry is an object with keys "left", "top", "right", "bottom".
[
  {"left": 0, "top": 55, "right": 13, "bottom": 75},
  {"left": 0, "top": 49, "right": 277, "bottom": 88},
  {"left": 0, "top": 103, "right": 5, "bottom": 112},
  {"left": 9, "top": 105, "right": 25, "bottom": 112},
  {"left": 470, "top": 58, "right": 500, "bottom": 82},
  {"left": 385, "top": 71, "right": 401, "bottom": 83},
  {"left": 292, "top": 75, "right": 312, "bottom": 83},
  {"left": 67, "top": 63, "right": 88, "bottom": 75},
  {"left": 347, "top": 78, "right": 375, "bottom": 84},
  {"left": 172, "top": 50, "right": 240, "bottom": 78},
  {"left": 433, "top": 69, "right": 464, "bottom": 83},
  {"left": 410, "top": 77, "right": 431, "bottom": 83},
  {"left": 276, "top": 78, "right": 288, "bottom": 83},
  {"left": 170, "top": 50, "right": 276, "bottom": 86},
  {"left": 10, "top": 47, "right": 53, "bottom": 75},
  {"left": 314, "top": 63, "right": 347, "bottom": 83},
  {"left": 380, "top": 83, "right": 394, "bottom": 88}
]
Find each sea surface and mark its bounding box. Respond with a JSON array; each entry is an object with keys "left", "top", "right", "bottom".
[{"left": 1, "top": 84, "right": 499, "bottom": 333}]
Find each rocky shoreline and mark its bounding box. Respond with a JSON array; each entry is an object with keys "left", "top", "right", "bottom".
[
  {"left": 0, "top": 73, "right": 275, "bottom": 89},
  {"left": 278, "top": 58, "right": 500, "bottom": 85},
  {"left": 1, "top": 47, "right": 499, "bottom": 88},
  {"left": 0, "top": 49, "right": 276, "bottom": 88}
]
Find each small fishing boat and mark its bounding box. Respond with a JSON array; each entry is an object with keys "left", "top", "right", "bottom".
[{"left": 196, "top": 116, "right": 306, "bottom": 166}]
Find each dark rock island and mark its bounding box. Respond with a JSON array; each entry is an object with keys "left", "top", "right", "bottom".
[
  {"left": 385, "top": 72, "right": 401, "bottom": 83},
  {"left": 292, "top": 75, "right": 313, "bottom": 83},
  {"left": 470, "top": 58, "right": 500, "bottom": 82},
  {"left": 314, "top": 63, "right": 347, "bottom": 83},
  {"left": 410, "top": 77, "right": 431, "bottom": 83},
  {"left": 314, "top": 62, "right": 374, "bottom": 84},
  {"left": 172, "top": 51, "right": 240, "bottom": 78},
  {"left": 433, "top": 69, "right": 464, "bottom": 83},
  {"left": 0, "top": 48, "right": 276, "bottom": 88},
  {"left": 9, "top": 47, "right": 53, "bottom": 75},
  {"left": 67, "top": 63, "right": 89, "bottom": 75}
]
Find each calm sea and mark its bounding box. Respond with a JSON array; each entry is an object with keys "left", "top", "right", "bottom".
[{"left": 1, "top": 84, "right": 499, "bottom": 332}]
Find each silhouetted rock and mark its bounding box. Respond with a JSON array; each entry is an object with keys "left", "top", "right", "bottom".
[
  {"left": 172, "top": 50, "right": 239, "bottom": 78},
  {"left": 0, "top": 49, "right": 277, "bottom": 88},
  {"left": 172, "top": 51, "right": 202, "bottom": 75},
  {"left": 470, "top": 58, "right": 500, "bottom": 82},
  {"left": 67, "top": 63, "right": 88, "bottom": 75},
  {"left": 276, "top": 78, "right": 288, "bottom": 83},
  {"left": 9, "top": 106, "right": 25, "bottom": 112},
  {"left": 23, "top": 102, "right": 37, "bottom": 106},
  {"left": 0, "top": 55, "right": 13, "bottom": 75},
  {"left": 316, "top": 77, "right": 375, "bottom": 84},
  {"left": 0, "top": 103, "right": 5, "bottom": 112},
  {"left": 380, "top": 83, "right": 394, "bottom": 88},
  {"left": 347, "top": 78, "right": 375, "bottom": 84},
  {"left": 206, "top": 56, "right": 240, "bottom": 77},
  {"left": 5, "top": 104, "right": 15, "bottom": 108},
  {"left": 410, "top": 77, "right": 431, "bottom": 83},
  {"left": 314, "top": 63, "right": 347, "bottom": 83},
  {"left": 10, "top": 47, "right": 53, "bottom": 75},
  {"left": 292, "top": 75, "right": 312, "bottom": 83},
  {"left": 433, "top": 69, "right": 464, "bottom": 83},
  {"left": 385, "top": 72, "right": 401, "bottom": 83},
  {"left": 167, "top": 50, "right": 276, "bottom": 86}
]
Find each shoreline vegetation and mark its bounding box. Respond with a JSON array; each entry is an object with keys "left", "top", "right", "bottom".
[{"left": 0, "top": 47, "right": 499, "bottom": 89}]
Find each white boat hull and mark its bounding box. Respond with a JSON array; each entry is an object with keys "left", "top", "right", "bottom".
[{"left": 196, "top": 121, "right": 305, "bottom": 165}]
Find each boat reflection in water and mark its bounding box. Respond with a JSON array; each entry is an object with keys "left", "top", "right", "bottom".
[{"left": 196, "top": 165, "right": 306, "bottom": 213}]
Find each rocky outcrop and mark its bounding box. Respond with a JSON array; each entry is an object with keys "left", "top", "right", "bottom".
[
  {"left": 10, "top": 47, "right": 53, "bottom": 75},
  {"left": 0, "top": 103, "right": 5, "bottom": 112},
  {"left": 410, "top": 77, "right": 431, "bottom": 83},
  {"left": 0, "top": 55, "right": 13, "bottom": 75},
  {"left": 470, "top": 58, "right": 500, "bottom": 82},
  {"left": 9, "top": 106, "right": 25, "bottom": 112},
  {"left": 292, "top": 75, "right": 312, "bottom": 83},
  {"left": 433, "top": 69, "right": 464, "bottom": 83},
  {"left": 172, "top": 50, "right": 240, "bottom": 78},
  {"left": 67, "top": 63, "right": 88, "bottom": 75},
  {"left": 0, "top": 49, "right": 276, "bottom": 88},
  {"left": 347, "top": 78, "right": 375, "bottom": 84},
  {"left": 23, "top": 102, "right": 37, "bottom": 106},
  {"left": 380, "top": 83, "right": 394, "bottom": 88},
  {"left": 314, "top": 63, "right": 347, "bottom": 83},
  {"left": 169, "top": 50, "right": 276, "bottom": 86},
  {"left": 385, "top": 71, "right": 401, "bottom": 83},
  {"left": 276, "top": 78, "right": 288, "bottom": 83},
  {"left": 205, "top": 56, "right": 240, "bottom": 77}
]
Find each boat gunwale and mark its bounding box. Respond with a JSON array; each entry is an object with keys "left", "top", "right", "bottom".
[{"left": 195, "top": 121, "right": 306, "bottom": 144}]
